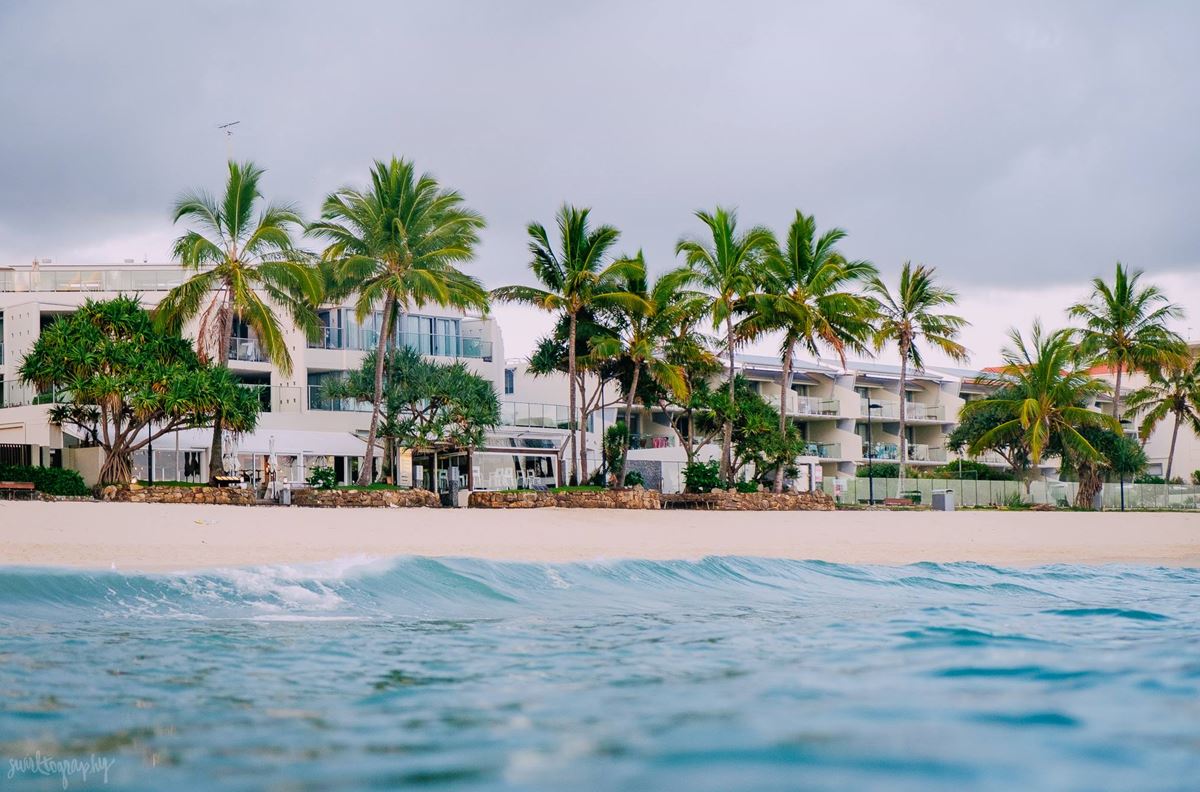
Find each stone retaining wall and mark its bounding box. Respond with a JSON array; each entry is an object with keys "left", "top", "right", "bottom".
[
  {"left": 662, "top": 490, "right": 836, "bottom": 511},
  {"left": 291, "top": 488, "right": 440, "bottom": 508},
  {"left": 100, "top": 484, "right": 258, "bottom": 505},
  {"left": 469, "top": 488, "right": 662, "bottom": 509}
]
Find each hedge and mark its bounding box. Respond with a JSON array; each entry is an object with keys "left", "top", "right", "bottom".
[{"left": 0, "top": 465, "right": 91, "bottom": 496}]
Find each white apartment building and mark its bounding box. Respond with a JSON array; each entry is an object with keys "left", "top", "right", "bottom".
[{"left": 0, "top": 261, "right": 576, "bottom": 497}]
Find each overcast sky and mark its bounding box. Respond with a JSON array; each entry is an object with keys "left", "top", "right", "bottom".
[{"left": 1, "top": 1, "right": 1197, "bottom": 364}]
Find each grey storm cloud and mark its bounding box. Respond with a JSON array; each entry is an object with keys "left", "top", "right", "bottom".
[{"left": 1, "top": 0, "right": 1198, "bottom": 291}]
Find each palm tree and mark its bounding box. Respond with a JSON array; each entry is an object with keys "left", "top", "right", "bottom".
[
  {"left": 493, "top": 205, "right": 645, "bottom": 484},
  {"left": 964, "top": 321, "right": 1118, "bottom": 469},
  {"left": 738, "top": 212, "right": 878, "bottom": 492},
  {"left": 676, "top": 207, "right": 775, "bottom": 482},
  {"left": 591, "top": 255, "right": 701, "bottom": 486},
  {"left": 308, "top": 158, "right": 488, "bottom": 485},
  {"left": 1068, "top": 262, "right": 1186, "bottom": 422},
  {"left": 866, "top": 263, "right": 969, "bottom": 485},
  {"left": 1124, "top": 357, "right": 1200, "bottom": 481},
  {"left": 157, "top": 160, "right": 321, "bottom": 481}
]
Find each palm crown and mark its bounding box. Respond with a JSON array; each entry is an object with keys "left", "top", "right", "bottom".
[
  {"left": 967, "top": 321, "right": 1118, "bottom": 465},
  {"left": 1123, "top": 356, "right": 1200, "bottom": 481},
  {"left": 492, "top": 204, "right": 646, "bottom": 483},
  {"left": 309, "top": 157, "right": 487, "bottom": 484},
  {"left": 157, "top": 160, "right": 321, "bottom": 377},
  {"left": 1068, "top": 262, "right": 1186, "bottom": 419}
]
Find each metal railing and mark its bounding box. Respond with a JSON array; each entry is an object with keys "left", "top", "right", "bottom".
[
  {"left": 307, "top": 327, "right": 493, "bottom": 360},
  {"left": 0, "top": 268, "right": 191, "bottom": 293}
]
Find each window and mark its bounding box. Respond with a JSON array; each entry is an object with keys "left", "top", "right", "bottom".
[{"left": 504, "top": 368, "right": 515, "bottom": 395}]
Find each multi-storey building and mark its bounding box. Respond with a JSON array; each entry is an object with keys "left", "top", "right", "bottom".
[{"left": 0, "top": 261, "right": 575, "bottom": 497}]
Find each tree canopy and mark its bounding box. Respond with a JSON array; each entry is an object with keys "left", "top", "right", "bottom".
[{"left": 20, "top": 296, "right": 259, "bottom": 485}]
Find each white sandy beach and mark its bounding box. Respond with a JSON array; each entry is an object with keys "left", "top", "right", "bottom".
[{"left": 0, "top": 501, "right": 1196, "bottom": 571}]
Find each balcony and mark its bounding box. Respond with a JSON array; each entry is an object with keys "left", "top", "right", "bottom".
[
  {"left": 307, "top": 386, "right": 374, "bottom": 413},
  {"left": 228, "top": 336, "right": 268, "bottom": 363},
  {"left": 499, "top": 401, "right": 570, "bottom": 429},
  {"left": 307, "top": 327, "right": 493, "bottom": 361},
  {"left": 907, "top": 403, "right": 946, "bottom": 421},
  {"left": 861, "top": 442, "right": 946, "bottom": 462},
  {"left": 0, "top": 381, "right": 70, "bottom": 408},
  {"left": 860, "top": 399, "right": 900, "bottom": 419},
  {"left": 803, "top": 441, "right": 841, "bottom": 459},
  {"left": 629, "top": 433, "right": 675, "bottom": 450},
  {"left": 0, "top": 268, "right": 191, "bottom": 293},
  {"left": 788, "top": 394, "right": 841, "bottom": 417}
]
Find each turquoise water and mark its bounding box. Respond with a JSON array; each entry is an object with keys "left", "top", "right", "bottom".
[{"left": 1, "top": 558, "right": 1197, "bottom": 790}]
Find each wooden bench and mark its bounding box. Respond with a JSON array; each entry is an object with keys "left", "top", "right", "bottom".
[
  {"left": 883, "top": 497, "right": 914, "bottom": 507},
  {"left": 0, "top": 481, "right": 36, "bottom": 500}
]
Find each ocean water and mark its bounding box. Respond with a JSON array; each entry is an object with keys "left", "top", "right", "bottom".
[{"left": 0, "top": 558, "right": 1197, "bottom": 791}]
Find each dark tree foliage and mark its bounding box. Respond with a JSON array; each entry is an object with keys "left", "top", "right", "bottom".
[{"left": 20, "top": 296, "right": 259, "bottom": 485}]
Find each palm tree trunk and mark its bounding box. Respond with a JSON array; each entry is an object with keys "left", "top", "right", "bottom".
[
  {"left": 618, "top": 363, "right": 641, "bottom": 489},
  {"left": 722, "top": 316, "right": 736, "bottom": 484},
  {"left": 897, "top": 350, "right": 908, "bottom": 487},
  {"left": 208, "top": 301, "right": 236, "bottom": 482},
  {"left": 1112, "top": 364, "right": 1123, "bottom": 421},
  {"left": 773, "top": 342, "right": 794, "bottom": 493},
  {"left": 357, "top": 299, "right": 394, "bottom": 485},
  {"left": 1166, "top": 411, "right": 1181, "bottom": 482},
  {"left": 577, "top": 372, "right": 589, "bottom": 483},
  {"left": 567, "top": 312, "right": 579, "bottom": 485}
]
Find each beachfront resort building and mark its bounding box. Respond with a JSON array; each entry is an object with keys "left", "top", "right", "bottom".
[
  {"left": 0, "top": 261, "right": 592, "bottom": 498},
  {"left": 1, "top": 260, "right": 1194, "bottom": 495}
]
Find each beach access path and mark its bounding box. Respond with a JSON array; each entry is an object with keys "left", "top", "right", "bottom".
[{"left": 0, "top": 501, "right": 1197, "bottom": 571}]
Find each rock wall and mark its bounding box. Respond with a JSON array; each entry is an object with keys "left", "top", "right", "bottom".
[
  {"left": 291, "top": 488, "right": 440, "bottom": 508},
  {"left": 662, "top": 490, "right": 836, "bottom": 511},
  {"left": 100, "top": 484, "right": 258, "bottom": 505},
  {"left": 469, "top": 488, "right": 662, "bottom": 509}
]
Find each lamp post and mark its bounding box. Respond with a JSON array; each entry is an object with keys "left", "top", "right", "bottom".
[
  {"left": 866, "top": 402, "right": 881, "bottom": 504},
  {"left": 1119, "top": 418, "right": 1131, "bottom": 512}
]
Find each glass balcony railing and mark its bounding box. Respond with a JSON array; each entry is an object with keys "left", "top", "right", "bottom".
[
  {"left": 0, "top": 381, "right": 70, "bottom": 408},
  {"left": 0, "top": 268, "right": 191, "bottom": 293},
  {"left": 307, "top": 386, "right": 374, "bottom": 413},
  {"left": 499, "top": 401, "right": 570, "bottom": 429},
  {"left": 228, "top": 336, "right": 268, "bottom": 363},
  {"left": 629, "top": 433, "right": 675, "bottom": 450},
  {"left": 307, "top": 327, "right": 493, "bottom": 361},
  {"left": 860, "top": 399, "right": 900, "bottom": 419},
  {"left": 804, "top": 442, "right": 841, "bottom": 459},
  {"left": 793, "top": 396, "right": 841, "bottom": 416}
]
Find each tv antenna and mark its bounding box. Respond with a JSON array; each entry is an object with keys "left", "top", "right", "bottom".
[{"left": 217, "top": 121, "right": 240, "bottom": 157}]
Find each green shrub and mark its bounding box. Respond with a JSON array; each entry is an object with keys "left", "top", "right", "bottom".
[
  {"left": 0, "top": 464, "right": 91, "bottom": 496},
  {"left": 1134, "top": 474, "right": 1165, "bottom": 484},
  {"left": 307, "top": 466, "right": 337, "bottom": 490},
  {"left": 855, "top": 463, "right": 899, "bottom": 478},
  {"left": 623, "top": 470, "right": 645, "bottom": 488},
  {"left": 1192, "top": 470, "right": 1200, "bottom": 486},
  {"left": 1001, "top": 491, "right": 1029, "bottom": 510},
  {"left": 929, "top": 460, "right": 1015, "bottom": 481},
  {"left": 735, "top": 479, "right": 759, "bottom": 493},
  {"left": 683, "top": 460, "right": 722, "bottom": 493}
]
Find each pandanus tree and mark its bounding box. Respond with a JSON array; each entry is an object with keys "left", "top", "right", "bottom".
[
  {"left": 22, "top": 297, "right": 259, "bottom": 485},
  {"left": 590, "top": 255, "right": 700, "bottom": 486},
  {"left": 308, "top": 158, "right": 488, "bottom": 485},
  {"left": 492, "top": 205, "right": 645, "bottom": 484},
  {"left": 1124, "top": 357, "right": 1200, "bottom": 481},
  {"left": 156, "top": 160, "right": 321, "bottom": 481},
  {"left": 1068, "top": 262, "right": 1186, "bottom": 421},
  {"left": 738, "top": 212, "right": 878, "bottom": 491},
  {"left": 963, "top": 321, "right": 1118, "bottom": 474},
  {"left": 676, "top": 207, "right": 775, "bottom": 483},
  {"left": 866, "top": 263, "right": 969, "bottom": 485}
]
